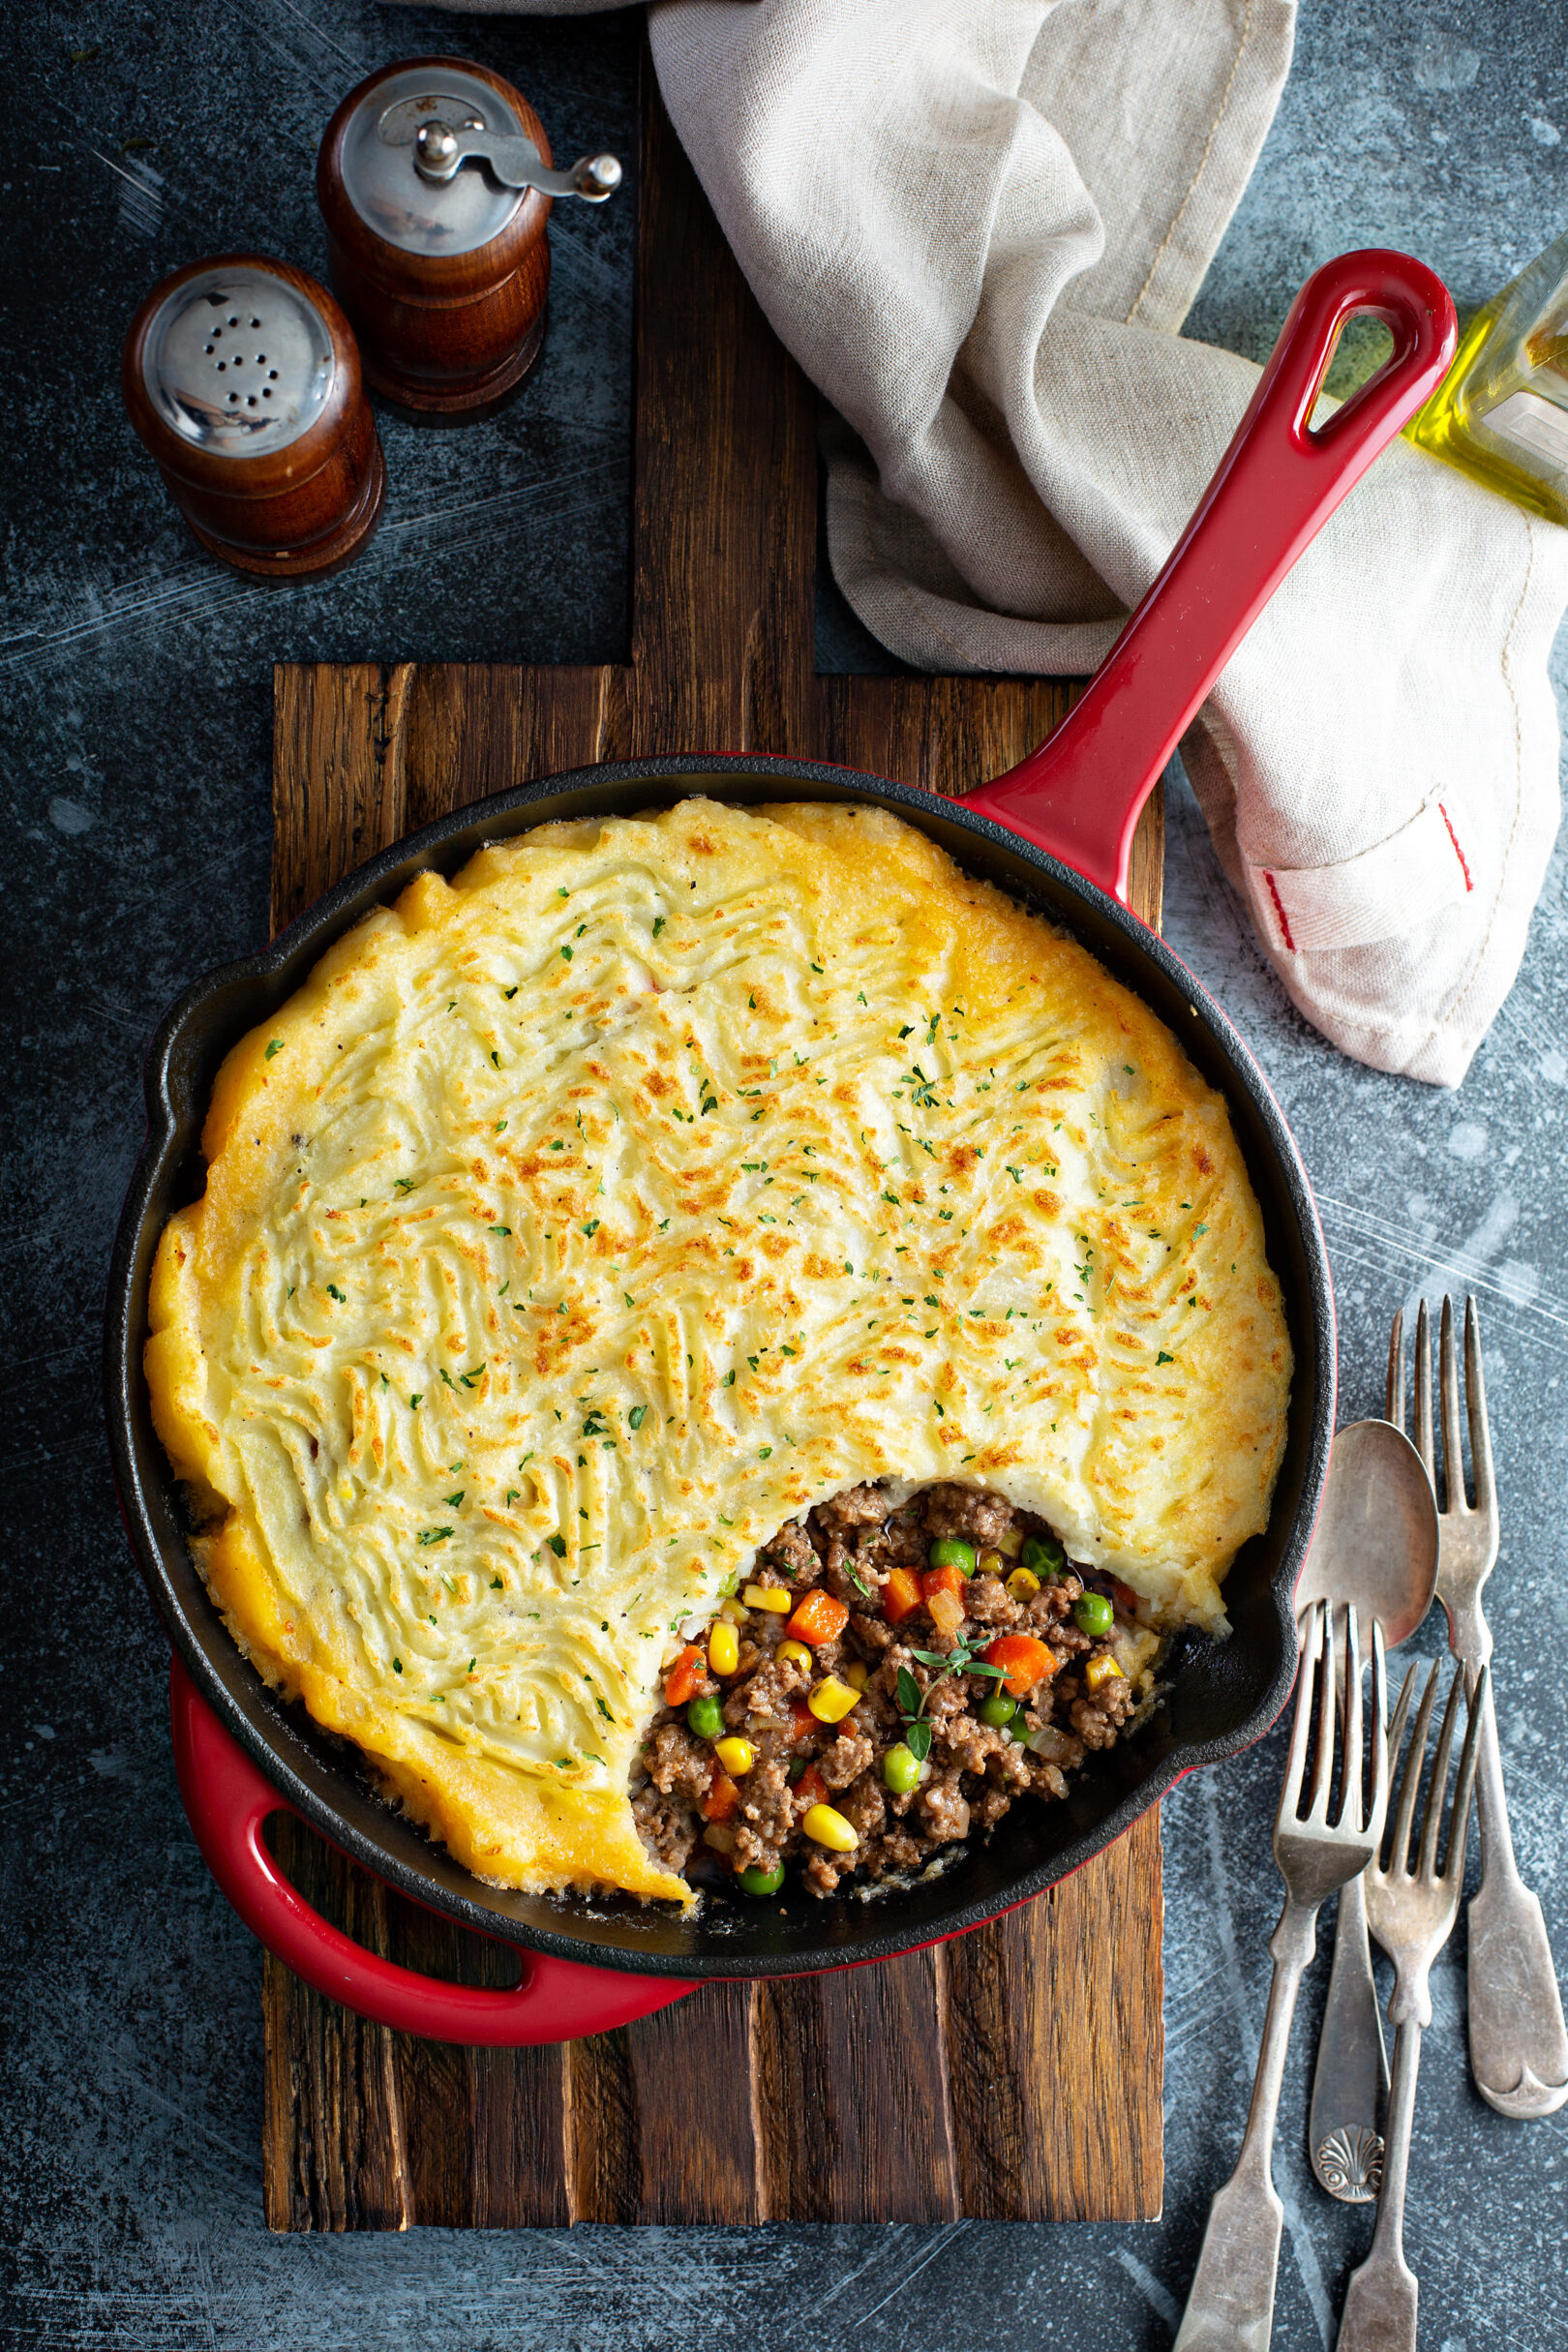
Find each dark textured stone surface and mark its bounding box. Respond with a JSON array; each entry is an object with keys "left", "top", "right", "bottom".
[{"left": 5, "top": 3, "right": 1567, "bottom": 2345}]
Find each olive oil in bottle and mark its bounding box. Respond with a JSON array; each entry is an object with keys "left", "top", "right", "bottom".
[{"left": 1406, "top": 226, "right": 1568, "bottom": 525}]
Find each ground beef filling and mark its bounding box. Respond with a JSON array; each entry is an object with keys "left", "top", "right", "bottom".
[{"left": 630, "top": 1481, "right": 1147, "bottom": 1900}]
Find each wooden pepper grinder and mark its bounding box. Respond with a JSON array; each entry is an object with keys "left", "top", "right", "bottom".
[
  {"left": 317, "top": 56, "right": 622, "bottom": 419},
  {"left": 121, "top": 256, "right": 384, "bottom": 578}
]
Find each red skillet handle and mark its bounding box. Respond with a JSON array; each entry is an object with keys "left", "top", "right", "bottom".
[
  {"left": 964, "top": 248, "right": 1458, "bottom": 906},
  {"left": 169, "top": 1656, "right": 697, "bottom": 2046}
]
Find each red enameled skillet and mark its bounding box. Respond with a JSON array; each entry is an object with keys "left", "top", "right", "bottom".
[{"left": 106, "top": 251, "right": 1456, "bottom": 2044}]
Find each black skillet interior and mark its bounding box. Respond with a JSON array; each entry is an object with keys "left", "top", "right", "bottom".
[{"left": 106, "top": 756, "right": 1333, "bottom": 1980}]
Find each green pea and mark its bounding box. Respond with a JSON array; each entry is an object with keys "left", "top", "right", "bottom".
[
  {"left": 978, "top": 1692, "right": 1019, "bottom": 1729},
  {"left": 1073, "top": 1590, "right": 1114, "bottom": 1637},
  {"left": 1020, "top": 1532, "right": 1066, "bottom": 1579},
  {"left": 686, "top": 1694, "right": 725, "bottom": 1739},
  {"left": 737, "top": 1861, "right": 785, "bottom": 1897},
  {"left": 883, "top": 1741, "right": 921, "bottom": 1794},
  {"left": 927, "top": 1537, "right": 977, "bottom": 1577}
]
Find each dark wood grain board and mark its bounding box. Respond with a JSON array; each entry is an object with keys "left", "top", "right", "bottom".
[{"left": 262, "top": 71, "right": 1164, "bottom": 2232}]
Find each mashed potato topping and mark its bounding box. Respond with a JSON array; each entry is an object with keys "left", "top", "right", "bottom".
[{"left": 146, "top": 799, "right": 1291, "bottom": 1902}]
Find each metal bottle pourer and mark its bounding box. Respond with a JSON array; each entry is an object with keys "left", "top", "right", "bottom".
[{"left": 406, "top": 116, "right": 621, "bottom": 203}]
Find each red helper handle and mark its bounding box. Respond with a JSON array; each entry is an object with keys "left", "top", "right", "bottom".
[
  {"left": 169, "top": 1656, "right": 697, "bottom": 2045},
  {"left": 964, "top": 249, "right": 1457, "bottom": 905}
]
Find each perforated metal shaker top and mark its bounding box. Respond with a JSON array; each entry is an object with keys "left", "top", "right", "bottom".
[
  {"left": 140, "top": 267, "right": 336, "bottom": 457},
  {"left": 339, "top": 62, "right": 527, "bottom": 256}
]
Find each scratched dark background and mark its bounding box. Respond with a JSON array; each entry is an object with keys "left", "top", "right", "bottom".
[{"left": 5, "top": 4, "right": 1568, "bottom": 2346}]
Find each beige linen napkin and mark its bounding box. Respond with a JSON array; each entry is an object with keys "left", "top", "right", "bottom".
[{"left": 419, "top": 0, "right": 1568, "bottom": 1085}]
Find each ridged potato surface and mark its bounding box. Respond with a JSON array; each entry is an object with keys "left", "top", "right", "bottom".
[{"left": 147, "top": 799, "right": 1291, "bottom": 1903}]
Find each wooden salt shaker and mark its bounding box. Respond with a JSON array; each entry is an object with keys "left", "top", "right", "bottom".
[
  {"left": 317, "top": 56, "right": 621, "bottom": 420},
  {"left": 121, "top": 256, "right": 384, "bottom": 578}
]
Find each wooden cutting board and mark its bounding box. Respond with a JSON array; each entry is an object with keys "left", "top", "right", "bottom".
[{"left": 261, "top": 70, "right": 1164, "bottom": 2232}]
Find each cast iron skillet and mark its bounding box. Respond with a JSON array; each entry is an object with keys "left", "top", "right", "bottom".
[{"left": 106, "top": 251, "right": 1456, "bottom": 2045}]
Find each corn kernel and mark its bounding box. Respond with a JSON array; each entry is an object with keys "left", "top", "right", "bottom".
[
  {"left": 743, "top": 1583, "right": 793, "bottom": 1613},
  {"left": 801, "top": 1801, "right": 859, "bottom": 1854},
  {"left": 996, "top": 1525, "right": 1025, "bottom": 1559},
  {"left": 843, "top": 1660, "right": 870, "bottom": 1693},
  {"left": 714, "top": 1735, "right": 755, "bottom": 1777},
  {"left": 708, "top": 1620, "right": 739, "bottom": 1677},
  {"left": 807, "top": 1676, "right": 860, "bottom": 1725},
  {"left": 778, "top": 1638, "right": 813, "bottom": 1667},
  {"left": 1007, "top": 1566, "right": 1041, "bottom": 1602},
  {"left": 719, "top": 1596, "right": 746, "bottom": 1624},
  {"left": 977, "top": 1548, "right": 1005, "bottom": 1578},
  {"left": 1085, "top": 1652, "right": 1126, "bottom": 1692}
]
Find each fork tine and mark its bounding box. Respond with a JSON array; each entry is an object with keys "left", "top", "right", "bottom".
[
  {"left": 1388, "top": 1660, "right": 1442, "bottom": 1874},
  {"left": 1369, "top": 1618, "right": 1389, "bottom": 1840},
  {"left": 1282, "top": 1599, "right": 1323, "bottom": 1825},
  {"left": 1308, "top": 1594, "right": 1337, "bottom": 1822},
  {"left": 1386, "top": 1656, "right": 1419, "bottom": 1769},
  {"left": 1464, "top": 1295, "right": 1496, "bottom": 1521},
  {"left": 1439, "top": 1293, "right": 1469, "bottom": 1516},
  {"left": 1386, "top": 1309, "right": 1406, "bottom": 1432},
  {"left": 1418, "top": 1665, "right": 1466, "bottom": 1882},
  {"left": 1445, "top": 1663, "right": 1489, "bottom": 1886},
  {"left": 1414, "top": 1298, "right": 1435, "bottom": 1485},
  {"left": 1341, "top": 1603, "right": 1363, "bottom": 1829}
]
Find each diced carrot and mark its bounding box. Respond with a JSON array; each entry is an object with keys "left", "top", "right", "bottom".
[
  {"left": 920, "top": 1562, "right": 966, "bottom": 1603},
  {"left": 663, "top": 1644, "right": 704, "bottom": 1706},
  {"left": 795, "top": 1764, "right": 828, "bottom": 1809},
  {"left": 701, "top": 1765, "right": 740, "bottom": 1823},
  {"left": 883, "top": 1565, "right": 923, "bottom": 1625},
  {"left": 789, "top": 1698, "right": 818, "bottom": 1740},
  {"left": 928, "top": 1586, "right": 966, "bottom": 1640},
  {"left": 981, "top": 1632, "right": 1058, "bottom": 1698},
  {"left": 786, "top": 1588, "right": 850, "bottom": 1646}
]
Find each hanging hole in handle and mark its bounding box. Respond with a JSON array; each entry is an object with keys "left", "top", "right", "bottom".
[
  {"left": 259, "top": 1812, "right": 524, "bottom": 1991},
  {"left": 1311, "top": 315, "right": 1398, "bottom": 430}
]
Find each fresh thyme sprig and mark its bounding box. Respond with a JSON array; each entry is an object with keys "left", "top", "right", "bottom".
[{"left": 894, "top": 1642, "right": 1009, "bottom": 1760}]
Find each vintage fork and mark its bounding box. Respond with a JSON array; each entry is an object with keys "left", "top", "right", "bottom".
[
  {"left": 1174, "top": 1602, "right": 1387, "bottom": 2352},
  {"left": 1335, "top": 1657, "right": 1486, "bottom": 2352},
  {"left": 1388, "top": 1295, "right": 1568, "bottom": 2118}
]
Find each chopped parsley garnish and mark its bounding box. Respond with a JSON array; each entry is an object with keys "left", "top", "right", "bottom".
[
  {"left": 265, "top": 1040, "right": 284, "bottom": 1059},
  {"left": 652, "top": 916, "right": 665, "bottom": 937},
  {"left": 418, "top": 1528, "right": 453, "bottom": 1546},
  {"left": 1157, "top": 1350, "right": 1175, "bottom": 1365},
  {"left": 628, "top": 1404, "right": 648, "bottom": 1431},
  {"left": 394, "top": 1176, "right": 418, "bottom": 1193},
  {"left": 326, "top": 1283, "right": 346, "bottom": 1303},
  {"left": 547, "top": 1533, "right": 567, "bottom": 1558},
  {"left": 443, "top": 1491, "right": 465, "bottom": 1508}
]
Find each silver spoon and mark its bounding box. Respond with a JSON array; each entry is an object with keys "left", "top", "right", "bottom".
[{"left": 1295, "top": 1418, "right": 1437, "bottom": 2202}]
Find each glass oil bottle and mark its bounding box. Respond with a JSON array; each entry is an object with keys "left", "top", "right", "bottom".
[{"left": 1405, "top": 226, "right": 1568, "bottom": 525}]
